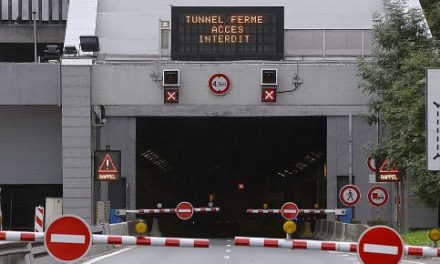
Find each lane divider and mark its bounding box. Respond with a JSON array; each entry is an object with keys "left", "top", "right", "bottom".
[{"left": 234, "top": 237, "right": 440, "bottom": 257}]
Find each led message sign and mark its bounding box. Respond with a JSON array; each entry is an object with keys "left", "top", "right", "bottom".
[{"left": 171, "top": 7, "right": 284, "bottom": 61}]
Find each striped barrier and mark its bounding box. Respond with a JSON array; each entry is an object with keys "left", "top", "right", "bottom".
[
  {"left": 246, "top": 209, "right": 346, "bottom": 215},
  {"left": 405, "top": 245, "right": 440, "bottom": 257},
  {"left": 235, "top": 237, "right": 440, "bottom": 257},
  {"left": 0, "top": 230, "right": 209, "bottom": 248},
  {"left": 93, "top": 235, "right": 209, "bottom": 248},
  {"left": 235, "top": 237, "right": 357, "bottom": 252},
  {"left": 117, "top": 207, "right": 220, "bottom": 215},
  {"left": 34, "top": 206, "right": 44, "bottom": 232},
  {"left": 125, "top": 208, "right": 175, "bottom": 214},
  {"left": 0, "top": 231, "right": 45, "bottom": 242}
]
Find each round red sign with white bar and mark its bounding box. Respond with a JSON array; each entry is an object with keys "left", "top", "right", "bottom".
[
  {"left": 358, "top": 225, "right": 404, "bottom": 264},
  {"left": 209, "top": 73, "right": 231, "bottom": 96},
  {"left": 367, "top": 186, "right": 389, "bottom": 207},
  {"left": 280, "top": 202, "right": 299, "bottom": 220},
  {"left": 176, "top": 202, "right": 194, "bottom": 220},
  {"left": 44, "top": 215, "right": 92, "bottom": 262}
]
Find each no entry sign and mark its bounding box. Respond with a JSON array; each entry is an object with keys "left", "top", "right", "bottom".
[
  {"left": 368, "top": 186, "right": 389, "bottom": 207},
  {"left": 358, "top": 226, "right": 404, "bottom": 264},
  {"left": 280, "top": 202, "right": 299, "bottom": 220},
  {"left": 44, "top": 215, "right": 92, "bottom": 262},
  {"left": 176, "top": 202, "right": 194, "bottom": 220},
  {"left": 339, "top": 184, "right": 361, "bottom": 207}
]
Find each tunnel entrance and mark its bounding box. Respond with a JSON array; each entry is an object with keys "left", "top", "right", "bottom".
[{"left": 136, "top": 117, "right": 326, "bottom": 238}]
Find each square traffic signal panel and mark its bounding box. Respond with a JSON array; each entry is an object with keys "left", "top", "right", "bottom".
[
  {"left": 164, "top": 88, "right": 179, "bottom": 103},
  {"left": 163, "top": 70, "right": 180, "bottom": 86},
  {"left": 261, "top": 69, "right": 277, "bottom": 85},
  {"left": 262, "top": 87, "right": 277, "bottom": 102}
]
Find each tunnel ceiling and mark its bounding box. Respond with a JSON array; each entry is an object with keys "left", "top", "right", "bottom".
[{"left": 137, "top": 117, "right": 326, "bottom": 179}]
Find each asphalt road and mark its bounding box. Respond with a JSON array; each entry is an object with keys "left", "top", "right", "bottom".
[{"left": 78, "top": 239, "right": 440, "bottom": 264}]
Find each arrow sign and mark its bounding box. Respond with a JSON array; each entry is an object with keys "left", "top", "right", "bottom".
[
  {"left": 280, "top": 202, "right": 298, "bottom": 220},
  {"left": 175, "top": 202, "right": 194, "bottom": 220},
  {"left": 44, "top": 215, "right": 92, "bottom": 262},
  {"left": 358, "top": 226, "right": 404, "bottom": 264}
]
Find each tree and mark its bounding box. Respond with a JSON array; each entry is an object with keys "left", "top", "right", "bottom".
[
  {"left": 420, "top": 0, "right": 440, "bottom": 39},
  {"left": 358, "top": 0, "right": 440, "bottom": 206}
]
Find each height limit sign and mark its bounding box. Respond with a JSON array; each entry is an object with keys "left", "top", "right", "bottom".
[{"left": 95, "top": 150, "right": 121, "bottom": 181}]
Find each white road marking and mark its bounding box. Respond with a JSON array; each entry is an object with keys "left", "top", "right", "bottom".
[
  {"left": 226, "top": 244, "right": 231, "bottom": 247},
  {"left": 82, "top": 247, "right": 135, "bottom": 264},
  {"left": 226, "top": 249, "right": 231, "bottom": 253},
  {"left": 364, "top": 244, "right": 398, "bottom": 255},
  {"left": 50, "top": 234, "right": 85, "bottom": 244},
  {"left": 402, "top": 260, "right": 426, "bottom": 264}
]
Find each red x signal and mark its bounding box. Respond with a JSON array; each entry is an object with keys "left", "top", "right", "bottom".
[
  {"left": 262, "top": 88, "right": 277, "bottom": 102},
  {"left": 164, "top": 89, "right": 179, "bottom": 103}
]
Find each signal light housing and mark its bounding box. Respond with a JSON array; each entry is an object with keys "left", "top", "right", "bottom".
[
  {"left": 261, "top": 69, "right": 277, "bottom": 86},
  {"left": 163, "top": 69, "right": 180, "bottom": 87}
]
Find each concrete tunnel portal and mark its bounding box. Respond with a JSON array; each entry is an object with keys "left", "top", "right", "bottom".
[{"left": 136, "top": 117, "right": 327, "bottom": 238}]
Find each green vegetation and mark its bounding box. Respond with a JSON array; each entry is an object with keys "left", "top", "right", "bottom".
[
  {"left": 358, "top": 0, "right": 440, "bottom": 207},
  {"left": 420, "top": 0, "right": 440, "bottom": 39},
  {"left": 401, "top": 230, "right": 433, "bottom": 246}
]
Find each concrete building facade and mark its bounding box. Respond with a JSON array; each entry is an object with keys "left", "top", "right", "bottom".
[{"left": 0, "top": 0, "right": 437, "bottom": 231}]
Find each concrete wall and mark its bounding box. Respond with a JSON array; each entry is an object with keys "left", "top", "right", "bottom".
[
  {"left": 327, "top": 116, "right": 394, "bottom": 225},
  {"left": 0, "top": 25, "right": 65, "bottom": 43},
  {"left": 0, "top": 63, "right": 60, "bottom": 105},
  {"left": 92, "top": 62, "right": 368, "bottom": 117},
  {"left": 0, "top": 106, "right": 62, "bottom": 184},
  {"left": 61, "top": 60, "right": 93, "bottom": 224},
  {"left": 99, "top": 117, "right": 136, "bottom": 209},
  {"left": 95, "top": 0, "right": 383, "bottom": 56}
]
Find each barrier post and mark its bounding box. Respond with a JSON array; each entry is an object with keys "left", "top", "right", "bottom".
[{"left": 34, "top": 206, "right": 44, "bottom": 232}]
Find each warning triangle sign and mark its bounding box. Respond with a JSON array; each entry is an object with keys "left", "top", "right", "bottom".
[
  {"left": 379, "top": 159, "right": 399, "bottom": 174},
  {"left": 98, "top": 154, "right": 118, "bottom": 173}
]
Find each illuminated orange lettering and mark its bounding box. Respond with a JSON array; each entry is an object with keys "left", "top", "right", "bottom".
[
  {"left": 225, "top": 35, "right": 230, "bottom": 43},
  {"left": 211, "top": 25, "right": 218, "bottom": 33},
  {"left": 238, "top": 26, "right": 244, "bottom": 33},
  {"left": 258, "top": 16, "right": 264, "bottom": 23}
]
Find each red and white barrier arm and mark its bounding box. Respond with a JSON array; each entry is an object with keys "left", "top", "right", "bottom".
[
  {"left": 405, "top": 245, "right": 440, "bottom": 257},
  {"left": 93, "top": 235, "right": 209, "bottom": 248},
  {"left": 125, "top": 208, "right": 176, "bottom": 214},
  {"left": 0, "top": 231, "right": 44, "bottom": 242},
  {"left": 119, "top": 207, "right": 220, "bottom": 215},
  {"left": 246, "top": 209, "right": 280, "bottom": 214},
  {"left": 194, "top": 207, "right": 220, "bottom": 212},
  {"left": 235, "top": 237, "right": 357, "bottom": 252},
  {"left": 246, "top": 209, "right": 346, "bottom": 216},
  {"left": 299, "top": 209, "right": 346, "bottom": 215},
  {"left": 235, "top": 237, "right": 440, "bottom": 257}
]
